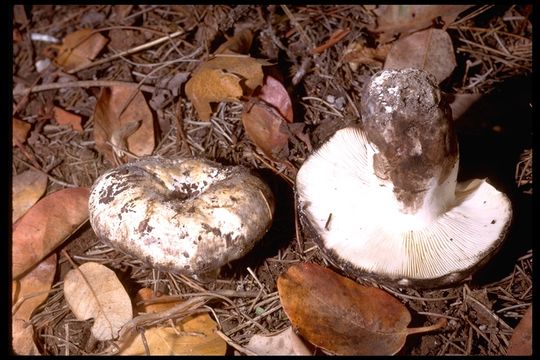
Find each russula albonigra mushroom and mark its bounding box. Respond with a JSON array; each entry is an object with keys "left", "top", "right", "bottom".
[
  {"left": 296, "top": 68, "right": 512, "bottom": 288},
  {"left": 89, "top": 156, "right": 274, "bottom": 275}
]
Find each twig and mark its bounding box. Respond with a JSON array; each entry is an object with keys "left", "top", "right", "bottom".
[
  {"left": 215, "top": 330, "right": 257, "bottom": 355},
  {"left": 67, "top": 30, "right": 185, "bottom": 74},
  {"left": 13, "top": 80, "right": 156, "bottom": 97}
]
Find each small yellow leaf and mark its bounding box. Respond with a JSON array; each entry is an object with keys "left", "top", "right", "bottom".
[
  {"left": 118, "top": 313, "right": 227, "bottom": 355},
  {"left": 12, "top": 170, "right": 48, "bottom": 223},
  {"left": 63, "top": 262, "right": 133, "bottom": 341}
]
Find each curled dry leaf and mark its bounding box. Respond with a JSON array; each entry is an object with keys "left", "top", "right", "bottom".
[
  {"left": 54, "top": 28, "right": 108, "bottom": 72},
  {"left": 507, "top": 305, "right": 532, "bottom": 355},
  {"left": 246, "top": 326, "right": 312, "bottom": 355},
  {"left": 12, "top": 253, "right": 57, "bottom": 321},
  {"left": 185, "top": 55, "right": 269, "bottom": 120},
  {"left": 93, "top": 85, "right": 155, "bottom": 164},
  {"left": 241, "top": 99, "right": 290, "bottom": 161},
  {"left": 369, "top": 5, "right": 473, "bottom": 43},
  {"left": 116, "top": 288, "right": 226, "bottom": 355},
  {"left": 258, "top": 75, "right": 294, "bottom": 123},
  {"left": 12, "top": 187, "right": 90, "bottom": 279},
  {"left": 342, "top": 42, "right": 390, "bottom": 71},
  {"left": 12, "top": 254, "right": 56, "bottom": 355},
  {"left": 214, "top": 27, "right": 253, "bottom": 55},
  {"left": 13, "top": 118, "right": 31, "bottom": 145},
  {"left": 277, "top": 263, "right": 446, "bottom": 355},
  {"left": 12, "top": 319, "right": 40, "bottom": 355},
  {"left": 53, "top": 106, "right": 83, "bottom": 133},
  {"left": 384, "top": 28, "right": 456, "bottom": 83},
  {"left": 63, "top": 262, "right": 133, "bottom": 341},
  {"left": 12, "top": 169, "right": 48, "bottom": 223}
]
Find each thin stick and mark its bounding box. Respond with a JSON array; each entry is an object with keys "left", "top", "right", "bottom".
[
  {"left": 13, "top": 80, "right": 156, "bottom": 96},
  {"left": 215, "top": 330, "right": 257, "bottom": 355},
  {"left": 67, "top": 30, "right": 185, "bottom": 74}
]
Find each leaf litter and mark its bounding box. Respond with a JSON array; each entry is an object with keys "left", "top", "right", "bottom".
[{"left": 12, "top": 5, "right": 531, "bottom": 356}]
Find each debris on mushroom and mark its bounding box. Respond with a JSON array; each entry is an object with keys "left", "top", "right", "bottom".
[
  {"left": 88, "top": 156, "right": 275, "bottom": 275},
  {"left": 296, "top": 68, "right": 512, "bottom": 288}
]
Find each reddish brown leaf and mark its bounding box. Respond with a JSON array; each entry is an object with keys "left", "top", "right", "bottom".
[
  {"left": 241, "top": 100, "right": 290, "bottom": 161},
  {"left": 384, "top": 28, "right": 456, "bottom": 83},
  {"left": 12, "top": 170, "right": 48, "bottom": 223},
  {"left": 54, "top": 29, "right": 108, "bottom": 72},
  {"left": 277, "top": 263, "right": 445, "bottom": 355},
  {"left": 53, "top": 106, "right": 83, "bottom": 133},
  {"left": 12, "top": 187, "right": 90, "bottom": 279},
  {"left": 12, "top": 253, "right": 57, "bottom": 321},
  {"left": 13, "top": 118, "right": 31, "bottom": 145},
  {"left": 369, "top": 5, "right": 473, "bottom": 43},
  {"left": 507, "top": 305, "right": 532, "bottom": 355},
  {"left": 259, "top": 76, "right": 293, "bottom": 123},
  {"left": 93, "top": 85, "right": 155, "bottom": 164}
]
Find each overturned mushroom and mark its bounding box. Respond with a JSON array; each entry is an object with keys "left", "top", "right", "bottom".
[
  {"left": 89, "top": 156, "right": 274, "bottom": 275},
  {"left": 296, "top": 68, "right": 512, "bottom": 288}
]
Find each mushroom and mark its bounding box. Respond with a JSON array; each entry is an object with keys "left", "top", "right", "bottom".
[
  {"left": 296, "top": 68, "right": 512, "bottom": 288},
  {"left": 88, "top": 156, "right": 274, "bottom": 275}
]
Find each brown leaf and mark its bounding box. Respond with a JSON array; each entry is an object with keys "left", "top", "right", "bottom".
[
  {"left": 185, "top": 55, "right": 268, "bottom": 120},
  {"left": 63, "top": 262, "right": 133, "bottom": 341},
  {"left": 369, "top": 5, "right": 473, "bottom": 43},
  {"left": 185, "top": 67, "right": 243, "bottom": 121},
  {"left": 13, "top": 118, "right": 31, "bottom": 145},
  {"left": 342, "top": 42, "right": 390, "bottom": 71},
  {"left": 12, "top": 187, "right": 90, "bottom": 279},
  {"left": 241, "top": 99, "right": 290, "bottom": 161},
  {"left": 214, "top": 27, "right": 253, "bottom": 55},
  {"left": 507, "top": 305, "right": 532, "bottom": 355},
  {"left": 246, "top": 326, "right": 312, "bottom": 355},
  {"left": 55, "top": 29, "right": 109, "bottom": 71},
  {"left": 134, "top": 288, "right": 181, "bottom": 314},
  {"left": 384, "top": 28, "right": 456, "bottom": 83},
  {"left": 93, "top": 85, "right": 155, "bottom": 164},
  {"left": 277, "top": 263, "right": 445, "bottom": 355},
  {"left": 53, "top": 106, "right": 83, "bottom": 133},
  {"left": 12, "top": 253, "right": 57, "bottom": 321},
  {"left": 12, "top": 170, "right": 48, "bottom": 223},
  {"left": 12, "top": 319, "right": 40, "bottom": 355},
  {"left": 117, "top": 312, "right": 226, "bottom": 355},
  {"left": 259, "top": 76, "right": 294, "bottom": 123}
]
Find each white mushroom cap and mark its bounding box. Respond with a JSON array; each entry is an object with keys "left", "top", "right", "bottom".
[
  {"left": 89, "top": 156, "right": 274, "bottom": 275},
  {"left": 296, "top": 69, "right": 512, "bottom": 288}
]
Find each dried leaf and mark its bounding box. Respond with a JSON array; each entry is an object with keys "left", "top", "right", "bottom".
[
  {"left": 13, "top": 118, "right": 31, "bottom": 145},
  {"left": 384, "top": 28, "right": 456, "bottom": 83},
  {"left": 185, "top": 55, "right": 268, "bottom": 120},
  {"left": 118, "top": 291, "right": 226, "bottom": 356},
  {"left": 53, "top": 106, "right": 83, "bottom": 133},
  {"left": 12, "top": 170, "right": 48, "bottom": 223},
  {"left": 63, "top": 262, "right": 133, "bottom": 341},
  {"left": 448, "top": 93, "right": 482, "bottom": 120},
  {"left": 507, "top": 305, "right": 532, "bottom": 355},
  {"left": 134, "top": 288, "right": 181, "bottom": 314},
  {"left": 93, "top": 85, "right": 155, "bottom": 164},
  {"left": 342, "top": 42, "right": 390, "bottom": 71},
  {"left": 12, "top": 319, "right": 40, "bottom": 355},
  {"left": 241, "top": 99, "right": 290, "bottom": 161},
  {"left": 12, "top": 253, "right": 57, "bottom": 321},
  {"left": 54, "top": 28, "right": 108, "bottom": 71},
  {"left": 246, "top": 326, "right": 312, "bottom": 355},
  {"left": 370, "top": 5, "right": 473, "bottom": 43},
  {"left": 12, "top": 187, "right": 90, "bottom": 279},
  {"left": 185, "top": 68, "right": 243, "bottom": 121},
  {"left": 277, "top": 263, "right": 445, "bottom": 355},
  {"left": 259, "top": 76, "right": 294, "bottom": 123},
  {"left": 214, "top": 28, "right": 253, "bottom": 55}
]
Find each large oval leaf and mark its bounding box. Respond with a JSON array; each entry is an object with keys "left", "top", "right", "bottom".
[{"left": 277, "top": 263, "right": 444, "bottom": 355}]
